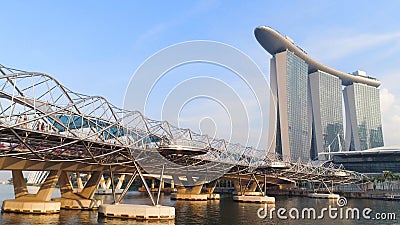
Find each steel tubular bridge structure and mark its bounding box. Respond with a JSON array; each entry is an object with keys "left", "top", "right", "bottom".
[{"left": 0, "top": 65, "right": 367, "bottom": 216}]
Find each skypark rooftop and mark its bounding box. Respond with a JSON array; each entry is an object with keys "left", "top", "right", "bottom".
[{"left": 254, "top": 26, "right": 381, "bottom": 87}]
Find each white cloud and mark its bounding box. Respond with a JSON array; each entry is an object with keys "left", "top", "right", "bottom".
[
  {"left": 380, "top": 88, "right": 400, "bottom": 146},
  {"left": 303, "top": 30, "right": 400, "bottom": 63}
]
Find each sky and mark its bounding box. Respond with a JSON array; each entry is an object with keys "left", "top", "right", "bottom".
[{"left": 1, "top": 0, "right": 400, "bottom": 164}]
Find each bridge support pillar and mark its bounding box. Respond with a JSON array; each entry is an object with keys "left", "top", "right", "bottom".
[
  {"left": 231, "top": 178, "right": 275, "bottom": 204},
  {"left": 160, "top": 180, "right": 164, "bottom": 189},
  {"left": 205, "top": 180, "right": 220, "bottom": 200},
  {"left": 96, "top": 174, "right": 125, "bottom": 194},
  {"left": 232, "top": 180, "right": 241, "bottom": 193},
  {"left": 279, "top": 183, "right": 295, "bottom": 189},
  {"left": 76, "top": 172, "right": 83, "bottom": 192},
  {"left": 2, "top": 170, "right": 61, "bottom": 214},
  {"left": 98, "top": 171, "right": 175, "bottom": 220},
  {"left": 232, "top": 179, "right": 263, "bottom": 196},
  {"left": 176, "top": 185, "right": 186, "bottom": 193},
  {"left": 248, "top": 182, "right": 258, "bottom": 192},
  {"left": 52, "top": 171, "right": 102, "bottom": 210},
  {"left": 189, "top": 184, "right": 202, "bottom": 194},
  {"left": 171, "top": 184, "right": 208, "bottom": 201}
]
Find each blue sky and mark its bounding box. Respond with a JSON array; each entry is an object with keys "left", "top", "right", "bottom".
[{"left": 1, "top": 0, "right": 400, "bottom": 154}]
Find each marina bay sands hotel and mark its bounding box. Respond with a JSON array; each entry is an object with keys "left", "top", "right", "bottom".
[{"left": 255, "top": 26, "right": 384, "bottom": 162}]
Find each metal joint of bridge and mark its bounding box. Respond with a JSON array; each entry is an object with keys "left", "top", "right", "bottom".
[{"left": 261, "top": 160, "right": 368, "bottom": 188}]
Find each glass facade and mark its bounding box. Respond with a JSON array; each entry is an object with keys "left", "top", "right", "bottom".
[
  {"left": 271, "top": 50, "right": 384, "bottom": 162},
  {"left": 331, "top": 150, "right": 400, "bottom": 174},
  {"left": 284, "top": 51, "right": 311, "bottom": 161},
  {"left": 345, "top": 83, "right": 384, "bottom": 150},
  {"left": 310, "top": 71, "right": 344, "bottom": 160}
]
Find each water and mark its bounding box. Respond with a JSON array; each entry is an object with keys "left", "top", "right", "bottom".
[{"left": 0, "top": 185, "right": 398, "bottom": 225}]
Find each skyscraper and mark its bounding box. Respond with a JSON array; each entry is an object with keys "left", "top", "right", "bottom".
[
  {"left": 269, "top": 50, "right": 312, "bottom": 162},
  {"left": 309, "top": 71, "right": 344, "bottom": 160},
  {"left": 344, "top": 83, "right": 384, "bottom": 150},
  {"left": 255, "top": 26, "right": 384, "bottom": 162}
]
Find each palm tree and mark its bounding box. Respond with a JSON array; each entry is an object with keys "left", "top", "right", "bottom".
[
  {"left": 383, "top": 171, "right": 394, "bottom": 181},
  {"left": 383, "top": 171, "right": 395, "bottom": 191}
]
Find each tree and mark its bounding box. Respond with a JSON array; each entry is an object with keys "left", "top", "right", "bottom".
[{"left": 383, "top": 171, "right": 394, "bottom": 181}]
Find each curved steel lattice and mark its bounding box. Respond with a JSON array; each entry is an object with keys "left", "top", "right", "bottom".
[{"left": 0, "top": 65, "right": 367, "bottom": 186}]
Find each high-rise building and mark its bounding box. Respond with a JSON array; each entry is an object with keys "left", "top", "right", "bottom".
[
  {"left": 344, "top": 83, "right": 384, "bottom": 150},
  {"left": 269, "top": 50, "right": 312, "bottom": 162},
  {"left": 255, "top": 26, "right": 384, "bottom": 162},
  {"left": 309, "top": 71, "right": 344, "bottom": 160}
]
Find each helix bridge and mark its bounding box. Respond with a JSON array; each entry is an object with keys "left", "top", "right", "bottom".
[{"left": 0, "top": 64, "right": 368, "bottom": 218}]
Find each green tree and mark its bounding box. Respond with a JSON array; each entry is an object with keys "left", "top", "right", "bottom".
[{"left": 383, "top": 171, "right": 394, "bottom": 181}]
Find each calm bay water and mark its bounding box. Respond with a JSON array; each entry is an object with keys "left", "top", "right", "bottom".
[{"left": 0, "top": 184, "right": 398, "bottom": 225}]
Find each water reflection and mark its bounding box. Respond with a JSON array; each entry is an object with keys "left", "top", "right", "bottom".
[
  {"left": 0, "top": 184, "right": 398, "bottom": 225},
  {"left": 1, "top": 213, "right": 60, "bottom": 225},
  {"left": 98, "top": 217, "right": 175, "bottom": 225}
]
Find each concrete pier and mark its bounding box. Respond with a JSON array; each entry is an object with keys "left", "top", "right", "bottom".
[
  {"left": 308, "top": 193, "right": 340, "bottom": 199},
  {"left": 51, "top": 198, "right": 102, "bottom": 210},
  {"left": 98, "top": 204, "right": 175, "bottom": 220},
  {"left": 232, "top": 191, "right": 264, "bottom": 196},
  {"left": 96, "top": 189, "right": 123, "bottom": 195},
  {"left": 2, "top": 170, "right": 61, "bottom": 214},
  {"left": 54, "top": 171, "right": 103, "bottom": 210},
  {"left": 170, "top": 193, "right": 208, "bottom": 201},
  {"left": 2, "top": 200, "right": 60, "bottom": 214},
  {"left": 233, "top": 195, "right": 275, "bottom": 204},
  {"left": 207, "top": 193, "right": 220, "bottom": 200},
  {"left": 170, "top": 184, "right": 209, "bottom": 201},
  {"left": 138, "top": 186, "right": 174, "bottom": 193}
]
